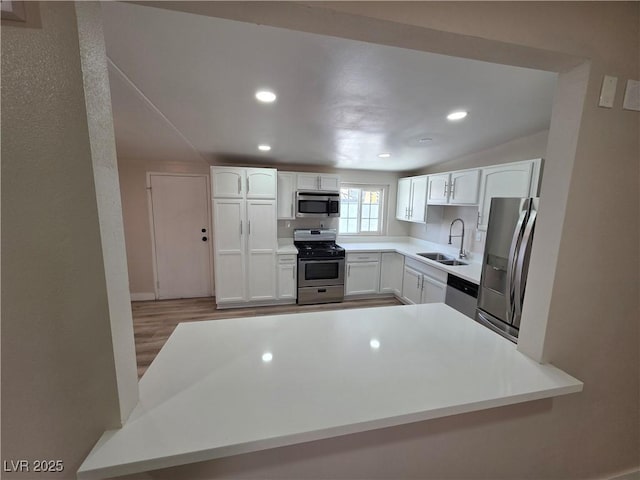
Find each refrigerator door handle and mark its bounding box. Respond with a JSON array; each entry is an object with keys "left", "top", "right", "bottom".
[
  {"left": 506, "top": 206, "right": 528, "bottom": 323},
  {"left": 514, "top": 209, "right": 537, "bottom": 322}
]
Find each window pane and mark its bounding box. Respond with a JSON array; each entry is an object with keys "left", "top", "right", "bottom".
[
  {"left": 362, "top": 204, "right": 370, "bottom": 218},
  {"left": 361, "top": 219, "right": 370, "bottom": 231},
  {"left": 370, "top": 219, "right": 378, "bottom": 231},
  {"left": 348, "top": 203, "right": 358, "bottom": 218},
  {"left": 347, "top": 219, "right": 357, "bottom": 232},
  {"left": 339, "top": 218, "right": 347, "bottom": 232},
  {"left": 370, "top": 204, "right": 379, "bottom": 218}
]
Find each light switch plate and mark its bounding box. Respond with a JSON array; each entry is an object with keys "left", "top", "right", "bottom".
[
  {"left": 623, "top": 80, "right": 640, "bottom": 111},
  {"left": 599, "top": 75, "right": 617, "bottom": 108}
]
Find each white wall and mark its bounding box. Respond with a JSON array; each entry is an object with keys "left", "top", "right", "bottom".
[{"left": 2, "top": 2, "right": 125, "bottom": 477}]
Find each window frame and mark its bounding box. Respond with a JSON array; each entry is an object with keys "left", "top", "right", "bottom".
[{"left": 339, "top": 183, "right": 388, "bottom": 236}]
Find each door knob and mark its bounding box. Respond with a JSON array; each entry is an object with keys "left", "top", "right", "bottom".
[{"left": 202, "top": 236, "right": 208, "bottom": 241}]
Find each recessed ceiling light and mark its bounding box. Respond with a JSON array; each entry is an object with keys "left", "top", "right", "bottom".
[
  {"left": 262, "top": 352, "right": 273, "bottom": 363},
  {"left": 258, "top": 144, "right": 271, "bottom": 152},
  {"left": 418, "top": 137, "right": 433, "bottom": 143},
  {"left": 255, "top": 90, "right": 276, "bottom": 103},
  {"left": 378, "top": 153, "right": 391, "bottom": 158},
  {"left": 370, "top": 339, "right": 381, "bottom": 349},
  {"left": 447, "top": 110, "right": 468, "bottom": 121}
]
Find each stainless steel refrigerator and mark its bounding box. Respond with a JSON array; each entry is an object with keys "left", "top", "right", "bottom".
[{"left": 475, "top": 197, "right": 538, "bottom": 343}]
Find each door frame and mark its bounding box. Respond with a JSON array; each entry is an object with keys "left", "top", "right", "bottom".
[{"left": 146, "top": 172, "right": 214, "bottom": 300}]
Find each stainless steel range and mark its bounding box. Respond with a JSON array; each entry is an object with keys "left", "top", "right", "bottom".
[{"left": 294, "top": 229, "right": 345, "bottom": 305}]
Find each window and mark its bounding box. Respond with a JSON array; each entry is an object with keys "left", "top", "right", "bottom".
[{"left": 339, "top": 184, "right": 386, "bottom": 235}]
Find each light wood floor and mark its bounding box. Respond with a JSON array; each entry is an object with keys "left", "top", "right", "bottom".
[{"left": 132, "top": 296, "right": 403, "bottom": 378}]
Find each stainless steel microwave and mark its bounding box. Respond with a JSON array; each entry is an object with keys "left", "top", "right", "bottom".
[{"left": 296, "top": 192, "right": 340, "bottom": 218}]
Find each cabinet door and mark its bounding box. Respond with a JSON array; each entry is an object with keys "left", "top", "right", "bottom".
[
  {"left": 478, "top": 162, "right": 533, "bottom": 230},
  {"left": 277, "top": 262, "right": 297, "bottom": 300},
  {"left": 297, "top": 173, "right": 320, "bottom": 191},
  {"left": 246, "top": 168, "right": 277, "bottom": 199},
  {"left": 396, "top": 177, "right": 412, "bottom": 221},
  {"left": 246, "top": 200, "right": 277, "bottom": 301},
  {"left": 345, "top": 261, "right": 380, "bottom": 295},
  {"left": 213, "top": 199, "right": 245, "bottom": 303},
  {"left": 319, "top": 174, "right": 340, "bottom": 192},
  {"left": 277, "top": 172, "right": 296, "bottom": 219},
  {"left": 401, "top": 266, "right": 423, "bottom": 304},
  {"left": 450, "top": 169, "right": 480, "bottom": 205},
  {"left": 409, "top": 176, "right": 428, "bottom": 223},
  {"left": 427, "top": 174, "right": 450, "bottom": 204},
  {"left": 211, "top": 167, "right": 244, "bottom": 198},
  {"left": 380, "top": 252, "right": 404, "bottom": 296},
  {"left": 421, "top": 276, "right": 447, "bottom": 304}
]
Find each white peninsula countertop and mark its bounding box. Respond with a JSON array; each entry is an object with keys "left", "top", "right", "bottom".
[{"left": 78, "top": 304, "right": 582, "bottom": 479}]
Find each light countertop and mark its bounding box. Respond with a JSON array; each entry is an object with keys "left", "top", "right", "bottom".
[
  {"left": 339, "top": 237, "right": 482, "bottom": 284},
  {"left": 78, "top": 304, "right": 582, "bottom": 479},
  {"left": 277, "top": 238, "right": 298, "bottom": 254}
]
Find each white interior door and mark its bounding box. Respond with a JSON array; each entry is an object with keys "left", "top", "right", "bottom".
[{"left": 150, "top": 174, "right": 212, "bottom": 299}]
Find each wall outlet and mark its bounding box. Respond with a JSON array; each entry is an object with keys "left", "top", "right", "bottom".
[
  {"left": 623, "top": 79, "right": 640, "bottom": 111},
  {"left": 599, "top": 75, "right": 618, "bottom": 108},
  {"left": 475, "top": 230, "right": 482, "bottom": 242}
]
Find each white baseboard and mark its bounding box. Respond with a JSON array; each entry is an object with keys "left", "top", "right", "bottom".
[{"left": 130, "top": 292, "right": 156, "bottom": 301}]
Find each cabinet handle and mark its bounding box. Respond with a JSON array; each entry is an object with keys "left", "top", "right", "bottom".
[
  {"left": 237, "top": 177, "right": 241, "bottom": 194},
  {"left": 317, "top": 176, "right": 321, "bottom": 190},
  {"left": 477, "top": 211, "right": 481, "bottom": 228},
  {"left": 444, "top": 182, "right": 448, "bottom": 197},
  {"left": 417, "top": 274, "right": 420, "bottom": 289},
  {"left": 240, "top": 220, "right": 243, "bottom": 235},
  {"left": 291, "top": 203, "right": 293, "bottom": 217},
  {"left": 348, "top": 265, "right": 351, "bottom": 276},
  {"left": 246, "top": 177, "right": 250, "bottom": 193},
  {"left": 405, "top": 207, "right": 409, "bottom": 219},
  {"left": 248, "top": 220, "right": 251, "bottom": 235},
  {"left": 450, "top": 179, "right": 456, "bottom": 198}
]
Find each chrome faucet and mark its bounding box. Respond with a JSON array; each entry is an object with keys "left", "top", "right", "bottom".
[{"left": 448, "top": 218, "right": 467, "bottom": 259}]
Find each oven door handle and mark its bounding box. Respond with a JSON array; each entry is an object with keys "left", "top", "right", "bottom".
[{"left": 298, "top": 258, "right": 345, "bottom": 264}]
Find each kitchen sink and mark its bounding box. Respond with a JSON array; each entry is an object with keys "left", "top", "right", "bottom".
[
  {"left": 417, "top": 252, "right": 468, "bottom": 266},
  {"left": 417, "top": 252, "right": 454, "bottom": 261},
  {"left": 438, "top": 259, "right": 468, "bottom": 266}
]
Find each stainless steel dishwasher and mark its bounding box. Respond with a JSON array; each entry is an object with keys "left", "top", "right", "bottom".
[{"left": 444, "top": 274, "right": 479, "bottom": 319}]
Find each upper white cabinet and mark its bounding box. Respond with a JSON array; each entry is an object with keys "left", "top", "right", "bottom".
[
  {"left": 427, "top": 169, "right": 480, "bottom": 205},
  {"left": 277, "top": 172, "right": 296, "bottom": 220},
  {"left": 211, "top": 167, "right": 245, "bottom": 198},
  {"left": 477, "top": 159, "right": 541, "bottom": 230},
  {"left": 212, "top": 167, "right": 276, "bottom": 199},
  {"left": 396, "top": 175, "right": 428, "bottom": 223},
  {"left": 297, "top": 173, "right": 340, "bottom": 192},
  {"left": 246, "top": 168, "right": 277, "bottom": 199}
]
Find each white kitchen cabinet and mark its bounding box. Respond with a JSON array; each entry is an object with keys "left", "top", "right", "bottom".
[
  {"left": 212, "top": 167, "right": 276, "bottom": 199},
  {"left": 396, "top": 175, "right": 428, "bottom": 223},
  {"left": 401, "top": 258, "right": 447, "bottom": 305},
  {"left": 427, "top": 174, "right": 449, "bottom": 204},
  {"left": 345, "top": 252, "right": 381, "bottom": 296},
  {"left": 380, "top": 252, "right": 405, "bottom": 296},
  {"left": 296, "top": 173, "right": 340, "bottom": 192},
  {"left": 212, "top": 199, "right": 246, "bottom": 303},
  {"left": 277, "top": 172, "right": 296, "bottom": 220},
  {"left": 477, "top": 159, "right": 541, "bottom": 230},
  {"left": 212, "top": 166, "right": 277, "bottom": 306},
  {"left": 427, "top": 169, "right": 479, "bottom": 205},
  {"left": 211, "top": 167, "right": 245, "bottom": 198},
  {"left": 401, "top": 266, "right": 423, "bottom": 304},
  {"left": 246, "top": 168, "right": 277, "bottom": 199},
  {"left": 246, "top": 200, "right": 277, "bottom": 301},
  {"left": 277, "top": 255, "right": 297, "bottom": 300}
]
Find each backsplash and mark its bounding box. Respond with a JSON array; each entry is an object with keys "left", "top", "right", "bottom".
[
  {"left": 410, "top": 206, "right": 486, "bottom": 255},
  {"left": 278, "top": 217, "right": 339, "bottom": 238}
]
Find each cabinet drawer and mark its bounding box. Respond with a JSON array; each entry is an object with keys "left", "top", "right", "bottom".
[
  {"left": 405, "top": 257, "right": 448, "bottom": 283},
  {"left": 346, "top": 252, "right": 381, "bottom": 263},
  {"left": 278, "top": 254, "right": 297, "bottom": 264}
]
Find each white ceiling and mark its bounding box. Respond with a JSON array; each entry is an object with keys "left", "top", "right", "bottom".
[{"left": 102, "top": 2, "right": 557, "bottom": 171}]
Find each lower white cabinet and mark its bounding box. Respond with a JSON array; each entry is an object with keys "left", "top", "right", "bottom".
[
  {"left": 380, "top": 252, "right": 405, "bottom": 296},
  {"left": 345, "top": 253, "right": 381, "bottom": 296},
  {"left": 401, "top": 258, "right": 447, "bottom": 305},
  {"left": 277, "top": 254, "right": 297, "bottom": 300}
]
